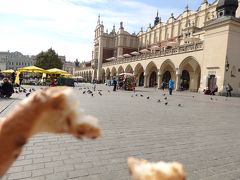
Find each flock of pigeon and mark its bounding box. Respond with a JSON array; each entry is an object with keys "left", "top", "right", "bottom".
[
  {"left": 78, "top": 85, "right": 185, "bottom": 108},
  {"left": 13, "top": 85, "right": 224, "bottom": 108},
  {"left": 130, "top": 93, "right": 183, "bottom": 107},
  {"left": 14, "top": 86, "right": 36, "bottom": 97}
]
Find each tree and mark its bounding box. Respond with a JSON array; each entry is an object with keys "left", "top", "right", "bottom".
[
  {"left": 74, "top": 59, "right": 80, "bottom": 67},
  {"left": 35, "top": 48, "right": 63, "bottom": 70}
]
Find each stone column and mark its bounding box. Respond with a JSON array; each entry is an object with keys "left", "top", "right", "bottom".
[
  {"left": 175, "top": 68, "right": 182, "bottom": 91},
  {"left": 157, "top": 71, "right": 163, "bottom": 89},
  {"left": 144, "top": 72, "right": 148, "bottom": 88}
]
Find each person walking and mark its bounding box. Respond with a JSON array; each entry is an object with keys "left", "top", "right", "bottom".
[
  {"left": 113, "top": 78, "right": 117, "bottom": 91},
  {"left": 168, "top": 79, "right": 174, "bottom": 95},
  {"left": 226, "top": 83, "right": 233, "bottom": 97}
]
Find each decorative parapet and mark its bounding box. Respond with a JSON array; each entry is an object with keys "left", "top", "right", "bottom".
[
  {"left": 91, "top": 59, "right": 98, "bottom": 69},
  {"left": 102, "top": 41, "right": 204, "bottom": 67}
]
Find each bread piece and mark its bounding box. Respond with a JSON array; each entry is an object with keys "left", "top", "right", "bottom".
[
  {"left": 0, "top": 87, "right": 101, "bottom": 176},
  {"left": 128, "top": 157, "right": 186, "bottom": 180}
]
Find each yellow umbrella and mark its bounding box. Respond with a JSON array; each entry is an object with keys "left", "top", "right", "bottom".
[
  {"left": 63, "top": 73, "right": 73, "bottom": 77},
  {"left": 18, "top": 66, "right": 46, "bottom": 73},
  {"left": 2, "top": 69, "right": 14, "bottom": 73},
  {"left": 46, "top": 68, "right": 68, "bottom": 75}
]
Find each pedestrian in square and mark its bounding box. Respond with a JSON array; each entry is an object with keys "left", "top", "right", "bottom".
[
  {"left": 168, "top": 79, "right": 174, "bottom": 95},
  {"left": 226, "top": 83, "right": 233, "bottom": 97}
]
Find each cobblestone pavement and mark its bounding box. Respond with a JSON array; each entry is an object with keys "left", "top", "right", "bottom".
[{"left": 1, "top": 84, "right": 240, "bottom": 180}]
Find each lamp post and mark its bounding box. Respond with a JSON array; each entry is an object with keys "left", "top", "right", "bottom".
[{"left": 225, "top": 56, "right": 230, "bottom": 72}]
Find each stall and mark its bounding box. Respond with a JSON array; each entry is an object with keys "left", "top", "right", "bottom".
[{"left": 118, "top": 73, "right": 135, "bottom": 91}]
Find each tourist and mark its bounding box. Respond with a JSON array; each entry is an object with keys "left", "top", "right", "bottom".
[
  {"left": 226, "top": 83, "right": 233, "bottom": 97},
  {"left": 211, "top": 85, "right": 218, "bottom": 95},
  {"left": 168, "top": 79, "right": 174, "bottom": 95},
  {"left": 11, "top": 72, "right": 16, "bottom": 84},
  {"left": 0, "top": 78, "right": 14, "bottom": 98},
  {"left": 113, "top": 78, "right": 117, "bottom": 91}
]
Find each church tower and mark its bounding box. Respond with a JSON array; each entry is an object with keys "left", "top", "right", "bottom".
[{"left": 93, "top": 15, "right": 105, "bottom": 81}]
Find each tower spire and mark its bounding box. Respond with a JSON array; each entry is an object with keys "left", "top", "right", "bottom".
[
  {"left": 154, "top": 10, "right": 160, "bottom": 26},
  {"left": 97, "top": 14, "right": 100, "bottom": 24}
]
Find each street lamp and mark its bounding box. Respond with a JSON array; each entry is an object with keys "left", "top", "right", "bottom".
[{"left": 225, "top": 56, "right": 229, "bottom": 72}]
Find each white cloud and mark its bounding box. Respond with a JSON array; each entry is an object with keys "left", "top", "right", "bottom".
[{"left": 0, "top": 0, "right": 182, "bottom": 62}]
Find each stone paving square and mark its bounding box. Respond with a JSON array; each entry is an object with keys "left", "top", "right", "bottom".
[{"left": 1, "top": 84, "right": 240, "bottom": 180}]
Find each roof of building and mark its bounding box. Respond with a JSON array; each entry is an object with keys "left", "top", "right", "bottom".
[{"left": 217, "top": 0, "right": 239, "bottom": 9}]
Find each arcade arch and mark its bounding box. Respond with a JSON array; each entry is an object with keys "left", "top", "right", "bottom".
[
  {"left": 125, "top": 65, "right": 133, "bottom": 74},
  {"left": 145, "top": 61, "right": 158, "bottom": 87},
  {"left": 118, "top": 66, "right": 124, "bottom": 75},
  {"left": 111, "top": 67, "right": 117, "bottom": 77},
  {"left": 160, "top": 60, "right": 176, "bottom": 89},
  {"left": 179, "top": 57, "right": 201, "bottom": 92},
  {"left": 134, "top": 63, "right": 144, "bottom": 86}
]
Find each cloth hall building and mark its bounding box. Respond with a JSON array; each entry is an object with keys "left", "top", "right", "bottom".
[{"left": 75, "top": 0, "right": 240, "bottom": 95}]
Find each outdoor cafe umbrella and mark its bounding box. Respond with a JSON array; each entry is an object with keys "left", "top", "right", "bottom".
[
  {"left": 17, "top": 66, "right": 46, "bottom": 73},
  {"left": 130, "top": 51, "right": 140, "bottom": 56},
  {"left": 1, "top": 69, "right": 14, "bottom": 73},
  {"left": 166, "top": 41, "right": 179, "bottom": 47},
  {"left": 46, "top": 68, "right": 68, "bottom": 75},
  {"left": 119, "top": 73, "right": 134, "bottom": 76},
  {"left": 140, "top": 49, "right": 150, "bottom": 54},
  {"left": 123, "top": 54, "right": 132, "bottom": 58},
  {"left": 106, "top": 57, "right": 117, "bottom": 61}
]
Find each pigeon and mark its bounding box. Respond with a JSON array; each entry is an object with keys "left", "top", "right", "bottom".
[
  {"left": 146, "top": 96, "right": 150, "bottom": 99},
  {"left": 87, "top": 90, "right": 93, "bottom": 94},
  {"left": 157, "top": 99, "right": 161, "bottom": 103},
  {"left": 164, "top": 97, "right": 167, "bottom": 100},
  {"left": 165, "top": 102, "right": 168, "bottom": 105},
  {"left": 26, "top": 93, "right": 31, "bottom": 97}
]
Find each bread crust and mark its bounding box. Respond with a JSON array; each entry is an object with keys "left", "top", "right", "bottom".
[
  {"left": 0, "top": 87, "right": 101, "bottom": 176},
  {"left": 128, "top": 157, "right": 186, "bottom": 180}
]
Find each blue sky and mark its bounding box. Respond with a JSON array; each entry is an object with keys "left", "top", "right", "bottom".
[{"left": 0, "top": 0, "right": 215, "bottom": 62}]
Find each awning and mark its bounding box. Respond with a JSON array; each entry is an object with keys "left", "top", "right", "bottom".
[
  {"left": 130, "top": 51, "right": 140, "bottom": 56},
  {"left": 119, "top": 73, "right": 134, "bottom": 76},
  {"left": 140, "top": 49, "right": 150, "bottom": 54},
  {"left": 46, "top": 68, "right": 68, "bottom": 75},
  {"left": 18, "top": 66, "right": 46, "bottom": 73},
  {"left": 123, "top": 54, "right": 132, "bottom": 58},
  {"left": 166, "top": 41, "right": 179, "bottom": 47},
  {"left": 150, "top": 45, "right": 161, "bottom": 51},
  {"left": 106, "top": 57, "right": 117, "bottom": 61},
  {"left": 1, "top": 69, "right": 14, "bottom": 73}
]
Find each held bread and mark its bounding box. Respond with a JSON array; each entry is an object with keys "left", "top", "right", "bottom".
[
  {"left": 128, "top": 157, "right": 186, "bottom": 180},
  {"left": 0, "top": 87, "right": 101, "bottom": 176}
]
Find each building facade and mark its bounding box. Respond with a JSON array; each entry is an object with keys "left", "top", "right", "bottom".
[
  {"left": 0, "top": 51, "right": 35, "bottom": 71},
  {"left": 75, "top": 0, "right": 240, "bottom": 95}
]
